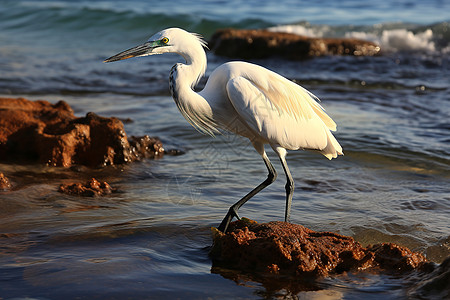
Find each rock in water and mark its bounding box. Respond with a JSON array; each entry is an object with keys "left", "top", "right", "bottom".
[
  {"left": 209, "top": 28, "right": 381, "bottom": 60},
  {"left": 0, "top": 97, "right": 164, "bottom": 167},
  {"left": 210, "top": 219, "right": 428, "bottom": 277},
  {"left": 0, "top": 173, "right": 11, "bottom": 191},
  {"left": 58, "top": 178, "right": 114, "bottom": 197}
]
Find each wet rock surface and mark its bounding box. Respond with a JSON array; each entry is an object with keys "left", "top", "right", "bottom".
[
  {"left": 0, "top": 97, "right": 165, "bottom": 167},
  {"left": 0, "top": 173, "right": 11, "bottom": 191},
  {"left": 58, "top": 178, "right": 114, "bottom": 197},
  {"left": 209, "top": 28, "right": 381, "bottom": 60},
  {"left": 210, "top": 219, "right": 430, "bottom": 278}
]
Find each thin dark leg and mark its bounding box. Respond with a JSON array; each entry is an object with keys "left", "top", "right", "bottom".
[
  {"left": 279, "top": 156, "right": 294, "bottom": 222},
  {"left": 217, "top": 154, "right": 277, "bottom": 233}
]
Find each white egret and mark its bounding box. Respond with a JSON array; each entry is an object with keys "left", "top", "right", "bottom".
[{"left": 104, "top": 28, "right": 343, "bottom": 232}]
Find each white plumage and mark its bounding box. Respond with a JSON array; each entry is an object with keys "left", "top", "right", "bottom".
[{"left": 105, "top": 27, "right": 343, "bottom": 232}]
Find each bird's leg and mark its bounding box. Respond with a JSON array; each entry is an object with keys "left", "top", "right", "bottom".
[
  {"left": 279, "top": 155, "right": 294, "bottom": 223},
  {"left": 217, "top": 152, "right": 277, "bottom": 233}
]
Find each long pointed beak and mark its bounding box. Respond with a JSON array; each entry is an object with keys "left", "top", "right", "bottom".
[{"left": 103, "top": 42, "right": 155, "bottom": 63}]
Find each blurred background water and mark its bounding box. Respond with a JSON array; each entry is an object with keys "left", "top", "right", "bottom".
[{"left": 0, "top": 0, "right": 449, "bottom": 299}]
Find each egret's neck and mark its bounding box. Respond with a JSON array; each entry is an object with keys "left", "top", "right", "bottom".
[
  {"left": 175, "top": 46, "right": 207, "bottom": 89},
  {"left": 169, "top": 41, "right": 207, "bottom": 100},
  {"left": 168, "top": 47, "right": 217, "bottom": 136}
]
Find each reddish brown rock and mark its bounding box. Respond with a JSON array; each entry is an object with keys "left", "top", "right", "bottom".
[
  {"left": 0, "top": 173, "right": 11, "bottom": 191},
  {"left": 129, "top": 135, "right": 165, "bottom": 160},
  {"left": 58, "top": 178, "right": 113, "bottom": 197},
  {"left": 0, "top": 97, "right": 164, "bottom": 167},
  {"left": 209, "top": 28, "right": 381, "bottom": 60},
  {"left": 210, "top": 219, "right": 428, "bottom": 278},
  {"left": 367, "top": 242, "right": 427, "bottom": 272}
]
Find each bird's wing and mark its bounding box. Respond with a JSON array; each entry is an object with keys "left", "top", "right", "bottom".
[
  {"left": 226, "top": 73, "right": 342, "bottom": 158},
  {"left": 245, "top": 69, "right": 337, "bottom": 131}
]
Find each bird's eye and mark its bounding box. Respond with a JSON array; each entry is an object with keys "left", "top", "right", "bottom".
[{"left": 161, "top": 37, "right": 169, "bottom": 44}]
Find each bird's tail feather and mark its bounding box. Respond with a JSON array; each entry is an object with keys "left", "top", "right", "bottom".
[{"left": 320, "top": 130, "right": 343, "bottom": 160}]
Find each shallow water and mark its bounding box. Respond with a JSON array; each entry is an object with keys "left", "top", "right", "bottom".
[{"left": 1, "top": 0, "right": 449, "bottom": 299}]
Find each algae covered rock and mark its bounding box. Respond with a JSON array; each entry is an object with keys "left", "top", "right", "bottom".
[{"left": 210, "top": 218, "right": 428, "bottom": 277}]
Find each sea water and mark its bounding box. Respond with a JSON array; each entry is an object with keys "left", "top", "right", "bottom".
[{"left": 0, "top": 0, "right": 449, "bottom": 298}]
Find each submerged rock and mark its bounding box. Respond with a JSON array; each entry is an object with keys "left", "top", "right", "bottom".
[
  {"left": 0, "top": 97, "right": 164, "bottom": 167},
  {"left": 210, "top": 219, "right": 428, "bottom": 278},
  {"left": 209, "top": 28, "right": 381, "bottom": 60},
  {"left": 58, "top": 178, "right": 114, "bottom": 197},
  {"left": 0, "top": 173, "right": 11, "bottom": 191}
]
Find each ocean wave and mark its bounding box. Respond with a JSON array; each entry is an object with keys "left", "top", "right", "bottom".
[
  {"left": 2, "top": 1, "right": 448, "bottom": 55},
  {"left": 0, "top": 1, "right": 271, "bottom": 39},
  {"left": 347, "top": 29, "right": 437, "bottom": 53},
  {"left": 269, "top": 23, "right": 450, "bottom": 54}
]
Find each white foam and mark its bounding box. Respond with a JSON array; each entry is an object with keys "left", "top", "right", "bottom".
[
  {"left": 347, "top": 28, "right": 435, "bottom": 53},
  {"left": 268, "top": 24, "right": 328, "bottom": 38},
  {"left": 382, "top": 29, "right": 435, "bottom": 52},
  {"left": 269, "top": 24, "right": 437, "bottom": 54}
]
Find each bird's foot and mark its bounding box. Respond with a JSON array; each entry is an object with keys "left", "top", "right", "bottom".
[
  {"left": 217, "top": 207, "right": 241, "bottom": 233},
  {"left": 230, "top": 206, "right": 241, "bottom": 220}
]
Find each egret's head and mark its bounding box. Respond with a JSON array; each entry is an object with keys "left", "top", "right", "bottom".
[{"left": 104, "top": 28, "right": 207, "bottom": 63}]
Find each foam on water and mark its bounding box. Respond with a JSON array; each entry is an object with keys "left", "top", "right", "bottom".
[
  {"left": 348, "top": 28, "right": 436, "bottom": 53},
  {"left": 268, "top": 24, "right": 329, "bottom": 38},
  {"left": 268, "top": 24, "right": 447, "bottom": 54}
]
